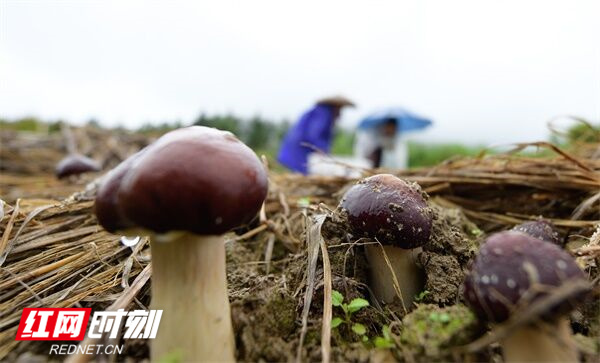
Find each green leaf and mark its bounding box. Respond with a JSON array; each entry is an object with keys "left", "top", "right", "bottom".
[
  {"left": 382, "top": 325, "right": 391, "bottom": 340},
  {"left": 415, "top": 290, "right": 430, "bottom": 302},
  {"left": 331, "top": 290, "right": 344, "bottom": 306},
  {"left": 351, "top": 323, "right": 367, "bottom": 335},
  {"left": 347, "top": 298, "right": 370, "bottom": 313},
  {"left": 362, "top": 335, "right": 369, "bottom": 342},
  {"left": 374, "top": 337, "right": 395, "bottom": 349},
  {"left": 470, "top": 228, "right": 483, "bottom": 236},
  {"left": 331, "top": 317, "right": 344, "bottom": 328}
]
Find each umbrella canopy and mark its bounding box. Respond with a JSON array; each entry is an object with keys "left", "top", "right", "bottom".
[{"left": 358, "top": 108, "right": 432, "bottom": 133}]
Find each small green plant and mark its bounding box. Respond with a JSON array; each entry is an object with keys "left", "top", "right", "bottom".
[
  {"left": 331, "top": 290, "right": 370, "bottom": 341},
  {"left": 470, "top": 227, "right": 483, "bottom": 237},
  {"left": 373, "top": 325, "right": 395, "bottom": 349},
  {"left": 414, "top": 290, "right": 430, "bottom": 302}
]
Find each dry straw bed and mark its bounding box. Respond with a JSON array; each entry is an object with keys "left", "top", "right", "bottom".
[{"left": 0, "top": 126, "right": 599, "bottom": 361}]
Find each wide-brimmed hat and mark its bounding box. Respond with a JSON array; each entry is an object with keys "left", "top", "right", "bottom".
[{"left": 316, "top": 95, "right": 356, "bottom": 108}]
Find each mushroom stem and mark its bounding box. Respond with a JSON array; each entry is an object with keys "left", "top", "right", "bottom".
[
  {"left": 365, "top": 244, "right": 424, "bottom": 306},
  {"left": 150, "top": 234, "right": 234, "bottom": 362},
  {"left": 501, "top": 317, "right": 578, "bottom": 363}
]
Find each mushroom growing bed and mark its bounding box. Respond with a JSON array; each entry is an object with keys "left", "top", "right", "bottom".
[{"left": 0, "top": 127, "right": 599, "bottom": 362}]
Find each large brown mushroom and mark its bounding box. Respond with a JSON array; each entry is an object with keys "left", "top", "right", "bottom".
[
  {"left": 94, "top": 126, "right": 268, "bottom": 362},
  {"left": 339, "top": 174, "right": 433, "bottom": 306},
  {"left": 463, "top": 231, "right": 591, "bottom": 362}
]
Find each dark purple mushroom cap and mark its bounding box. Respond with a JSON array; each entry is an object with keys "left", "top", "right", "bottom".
[
  {"left": 339, "top": 174, "right": 432, "bottom": 249},
  {"left": 55, "top": 154, "right": 101, "bottom": 179},
  {"left": 463, "top": 231, "right": 589, "bottom": 323},
  {"left": 94, "top": 126, "right": 268, "bottom": 235},
  {"left": 512, "top": 220, "right": 561, "bottom": 246},
  {"left": 94, "top": 150, "right": 145, "bottom": 232}
]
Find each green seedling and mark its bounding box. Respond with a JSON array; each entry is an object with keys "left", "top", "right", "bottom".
[
  {"left": 414, "top": 290, "right": 430, "bottom": 302},
  {"left": 470, "top": 227, "right": 483, "bottom": 237},
  {"left": 373, "top": 325, "right": 395, "bottom": 349},
  {"left": 331, "top": 290, "right": 370, "bottom": 341}
]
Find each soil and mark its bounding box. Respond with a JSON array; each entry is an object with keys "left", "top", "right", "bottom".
[
  {"left": 4, "top": 178, "right": 598, "bottom": 363},
  {"left": 215, "top": 196, "right": 490, "bottom": 362}
]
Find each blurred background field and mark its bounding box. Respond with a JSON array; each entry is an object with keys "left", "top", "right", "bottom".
[{"left": 4, "top": 116, "right": 595, "bottom": 170}]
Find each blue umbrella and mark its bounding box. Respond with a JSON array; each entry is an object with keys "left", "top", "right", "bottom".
[{"left": 358, "top": 108, "right": 432, "bottom": 133}]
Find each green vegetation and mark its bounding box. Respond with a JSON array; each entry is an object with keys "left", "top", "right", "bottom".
[
  {"left": 372, "top": 325, "right": 395, "bottom": 349},
  {"left": 2, "top": 116, "right": 596, "bottom": 170},
  {"left": 400, "top": 304, "right": 478, "bottom": 357},
  {"left": 566, "top": 121, "right": 600, "bottom": 143},
  {"left": 330, "top": 127, "right": 355, "bottom": 155},
  {"left": 0, "top": 117, "right": 62, "bottom": 133},
  {"left": 192, "top": 113, "right": 289, "bottom": 153},
  {"left": 331, "top": 290, "right": 370, "bottom": 341},
  {"left": 407, "top": 141, "right": 485, "bottom": 168},
  {"left": 330, "top": 290, "right": 397, "bottom": 349},
  {"left": 414, "top": 290, "right": 431, "bottom": 302}
]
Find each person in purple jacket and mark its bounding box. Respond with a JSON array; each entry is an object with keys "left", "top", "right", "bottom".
[{"left": 277, "top": 96, "right": 355, "bottom": 174}]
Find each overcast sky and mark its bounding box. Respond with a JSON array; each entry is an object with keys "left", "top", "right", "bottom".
[{"left": 1, "top": 0, "right": 599, "bottom": 144}]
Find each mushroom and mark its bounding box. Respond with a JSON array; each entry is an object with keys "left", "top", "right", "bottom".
[
  {"left": 512, "top": 219, "right": 561, "bottom": 246},
  {"left": 463, "top": 231, "right": 591, "bottom": 362},
  {"left": 339, "top": 174, "right": 433, "bottom": 306},
  {"left": 55, "top": 154, "right": 101, "bottom": 179},
  {"left": 94, "top": 126, "right": 268, "bottom": 362}
]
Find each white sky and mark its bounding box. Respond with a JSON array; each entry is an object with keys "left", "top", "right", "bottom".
[{"left": 1, "top": 0, "right": 599, "bottom": 144}]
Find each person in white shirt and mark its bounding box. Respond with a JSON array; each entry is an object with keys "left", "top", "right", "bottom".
[{"left": 355, "top": 117, "right": 408, "bottom": 169}]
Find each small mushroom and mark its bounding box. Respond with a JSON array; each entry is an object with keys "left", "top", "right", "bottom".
[
  {"left": 55, "top": 154, "right": 101, "bottom": 179},
  {"left": 94, "top": 126, "right": 268, "bottom": 362},
  {"left": 463, "top": 231, "right": 591, "bottom": 362},
  {"left": 339, "top": 174, "right": 433, "bottom": 306},
  {"left": 512, "top": 219, "right": 561, "bottom": 246}
]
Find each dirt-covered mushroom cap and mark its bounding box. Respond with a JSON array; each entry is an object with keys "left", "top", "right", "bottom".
[
  {"left": 55, "top": 154, "right": 101, "bottom": 178},
  {"left": 511, "top": 219, "right": 561, "bottom": 245},
  {"left": 339, "top": 174, "right": 433, "bottom": 249},
  {"left": 94, "top": 126, "right": 268, "bottom": 235},
  {"left": 463, "top": 231, "right": 589, "bottom": 323}
]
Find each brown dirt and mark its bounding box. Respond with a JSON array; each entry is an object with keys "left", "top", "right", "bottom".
[
  {"left": 2, "top": 126, "right": 599, "bottom": 362},
  {"left": 418, "top": 203, "right": 482, "bottom": 306}
]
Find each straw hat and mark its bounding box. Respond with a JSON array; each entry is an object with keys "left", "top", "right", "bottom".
[{"left": 316, "top": 95, "right": 356, "bottom": 108}]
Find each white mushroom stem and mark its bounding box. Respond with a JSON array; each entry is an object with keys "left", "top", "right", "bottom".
[
  {"left": 501, "top": 317, "right": 578, "bottom": 363},
  {"left": 150, "top": 234, "right": 235, "bottom": 362},
  {"left": 365, "top": 244, "right": 424, "bottom": 307}
]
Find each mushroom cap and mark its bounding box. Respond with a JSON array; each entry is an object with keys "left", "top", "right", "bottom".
[
  {"left": 94, "top": 126, "right": 268, "bottom": 235},
  {"left": 55, "top": 154, "right": 101, "bottom": 178},
  {"left": 94, "top": 150, "right": 145, "bottom": 232},
  {"left": 339, "top": 174, "right": 432, "bottom": 248},
  {"left": 512, "top": 219, "right": 561, "bottom": 246},
  {"left": 463, "top": 231, "right": 589, "bottom": 323}
]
